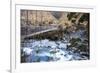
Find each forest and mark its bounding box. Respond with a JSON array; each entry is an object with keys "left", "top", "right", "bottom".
[{"left": 20, "top": 10, "right": 89, "bottom": 63}]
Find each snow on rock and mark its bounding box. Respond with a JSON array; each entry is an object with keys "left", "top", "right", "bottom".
[
  {"left": 40, "top": 39, "right": 57, "bottom": 48},
  {"left": 70, "top": 29, "right": 85, "bottom": 39},
  {"left": 41, "top": 39, "right": 49, "bottom": 47},
  {"left": 37, "top": 52, "right": 51, "bottom": 57},
  {"left": 58, "top": 43, "right": 67, "bottom": 49},
  {"left": 56, "top": 49, "right": 65, "bottom": 55},
  {"left": 32, "top": 41, "right": 40, "bottom": 48},
  {"left": 48, "top": 41, "right": 57, "bottom": 48},
  {"left": 65, "top": 55, "right": 73, "bottom": 61},
  {"left": 23, "top": 47, "right": 33, "bottom": 55},
  {"left": 67, "top": 43, "right": 71, "bottom": 46},
  {"left": 31, "top": 39, "right": 57, "bottom": 48},
  {"left": 21, "top": 37, "right": 89, "bottom": 62},
  {"left": 54, "top": 49, "right": 72, "bottom": 61}
]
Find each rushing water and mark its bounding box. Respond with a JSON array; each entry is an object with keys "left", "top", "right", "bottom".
[
  {"left": 21, "top": 29, "right": 89, "bottom": 63},
  {"left": 21, "top": 39, "right": 88, "bottom": 62}
]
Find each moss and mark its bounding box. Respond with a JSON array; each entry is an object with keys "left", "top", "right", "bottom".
[
  {"left": 50, "top": 51, "right": 56, "bottom": 54},
  {"left": 70, "top": 38, "right": 81, "bottom": 44},
  {"left": 82, "top": 39, "right": 88, "bottom": 44},
  {"left": 79, "top": 13, "right": 90, "bottom": 22},
  {"left": 71, "top": 42, "right": 78, "bottom": 47},
  {"left": 67, "top": 13, "right": 77, "bottom": 20},
  {"left": 37, "top": 58, "right": 41, "bottom": 62},
  {"left": 21, "top": 49, "right": 29, "bottom": 63},
  {"left": 78, "top": 44, "right": 87, "bottom": 52}
]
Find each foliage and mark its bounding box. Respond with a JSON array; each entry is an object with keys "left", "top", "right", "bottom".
[
  {"left": 67, "top": 13, "right": 77, "bottom": 20},
  {"left": 79, "top": 13, "right": 90, "bottom": 22}
]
